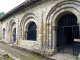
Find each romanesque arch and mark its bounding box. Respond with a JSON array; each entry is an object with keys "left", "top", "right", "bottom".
[
  {"left": 20, "top": 12, "right": 37, "bottom": 40},
  {"left": 25, "top": 22, "right": 37, "bottom": 41},
  {"left": 8, "top": 19, "right": 16, "bottom": 43},
  {"left": 46, "top": 0, "right": 80, "bottom": 54}
]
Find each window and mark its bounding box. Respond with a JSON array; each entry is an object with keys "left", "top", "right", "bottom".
[
  {"left": 13, "top": 28, "right": 16, "bottom": 41},
  {"left": 27, "top": 22, "right": 37, "bottom": 41},
  {"left": 3, "top": 28, "right": 5, "bottom": 39}
]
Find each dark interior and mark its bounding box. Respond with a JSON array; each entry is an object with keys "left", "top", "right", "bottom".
[
  {"left": 13, "top": 28, "right": 16, "bottom": 42},
  {"left": 64, "top": 27, "right": 73, "bottom": 45},
  {"left": 57, "top": 14, "right": 79, "bottom": 48},
  {"left": 27, "top": 22, "right": 37, "bottom": 41},
  {"left": 57, "top": 14, "right": 80, "bottom": 55}
]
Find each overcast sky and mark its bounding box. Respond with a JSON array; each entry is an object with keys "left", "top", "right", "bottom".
[{"left": 0, "top": 0, "right": 26, "bottom": 13}]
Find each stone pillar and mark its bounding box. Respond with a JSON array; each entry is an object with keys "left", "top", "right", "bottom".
[
  {"left": 15, "top": 17, "right": 20, "bottom": 45},
  {"left": 0, "top": 21, "right": 2, "bottom": 40},
  {"left": 6, "top": 22, "right": 9, "bottom": 42},
  {"left": 48, "top": 26, "right": 52, "bottom": 49},
  {"left": 45, "top": 23, "right": 52, "bottom": 50},
  {"left": 38, "top": 19, "right": 43, "bottom": 49},
  {"left": 43, "top": 21, "right": 47, "bottom": 49},
  {"left": 52, "top": 25, "right": 58, "bottom": 51}
]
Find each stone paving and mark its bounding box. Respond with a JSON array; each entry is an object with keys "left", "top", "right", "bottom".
[
  {"left": 0, "top": 42, "right": 47, "bottom": 60},
  {"left": 0, "top": 42, "right": 79, "bottom": 60},
  {"left": 50, "top": 53, "right": 77, "bottom": 60}
]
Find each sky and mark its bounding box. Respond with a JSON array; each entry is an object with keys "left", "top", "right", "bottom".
[{"left": 0, "top": 0, "right": 26, "bottom": 13}]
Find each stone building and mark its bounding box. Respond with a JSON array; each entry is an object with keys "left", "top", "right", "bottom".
[{"left": 0, "top": 0, "right": 80, "bottom": 55}]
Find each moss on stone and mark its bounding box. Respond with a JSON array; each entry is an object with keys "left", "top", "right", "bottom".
[{"left": 2, "top": 54, "right": 13, "bottom": 60}]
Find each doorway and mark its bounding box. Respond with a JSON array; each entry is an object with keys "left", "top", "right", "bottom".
[{"left": 57, "top": 14, "right": 79, "bottom": 55}]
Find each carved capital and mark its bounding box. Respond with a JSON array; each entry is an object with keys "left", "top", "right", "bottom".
[
  {"left": 52, "top": 25, "right": 58, "bottom": 31},
  {"left": 77, "top": 22, "right": 80, "bottom": 25}
]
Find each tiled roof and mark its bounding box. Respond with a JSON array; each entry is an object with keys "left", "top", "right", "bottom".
[{"left": 0, "top": 0, "right": 39, "bottom": 20}]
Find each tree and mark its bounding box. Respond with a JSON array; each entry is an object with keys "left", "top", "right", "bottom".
[{"left": 0, "top": 12, "right": 4, "bottom": 18}]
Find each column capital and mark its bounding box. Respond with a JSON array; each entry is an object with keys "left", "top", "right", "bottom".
[
  {"left": 52, "top": 25, "right": 58, "bottom": 31},
  {"left": 77, "top": 22, "right": 80, "bottom": 25}
]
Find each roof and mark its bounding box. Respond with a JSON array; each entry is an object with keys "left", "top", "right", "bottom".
[{"left": 0, "top": 0, "right": 39, "bottom": 20}]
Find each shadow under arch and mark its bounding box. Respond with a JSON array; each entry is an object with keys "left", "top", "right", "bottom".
[{"left": 54, "top": 11, "right": 76, "bottom": 25}]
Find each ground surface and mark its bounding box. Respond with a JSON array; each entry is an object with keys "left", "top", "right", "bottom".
[
  {"left": 0, "top": 42, "right": 78, "bottom": 60},
  {"left": 50, "top": 53, "right": 77, "bottom": 60},
  {"left": 0, "top": 42, "right": 48, "bottom": 60}
]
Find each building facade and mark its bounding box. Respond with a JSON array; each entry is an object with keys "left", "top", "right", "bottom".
[{"left": 0, "top": 0, "right": 80, "bottom": 55}]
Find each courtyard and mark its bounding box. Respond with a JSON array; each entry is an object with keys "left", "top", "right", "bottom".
[{"left": 0, "top": 41, "right": 49, "bottom": 60}]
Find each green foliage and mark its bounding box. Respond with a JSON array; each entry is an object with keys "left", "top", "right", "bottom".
[
  {"left": 24, "top": 56, "right": 39, "bottom": 60},
  {"left": 75, "top": 56, "right": 78, "bottom": 60},
  {"left": 0, "top": 54, "right": 13, "bottom": 60},
  {"left": 0, "top": 12, "right": 4, "bottom": 18}
]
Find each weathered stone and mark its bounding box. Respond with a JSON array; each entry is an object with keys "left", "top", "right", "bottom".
[{"left": 1, "top": 0, "right": 80, "bottom": 56}]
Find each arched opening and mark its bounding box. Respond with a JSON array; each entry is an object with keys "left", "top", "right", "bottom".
[
  {"left": 3, "top": 28, "right": 5, "bottom": 39},
  {"left": 13, "top": 28, "right": 16, "bottom": 42},
  {"left": 25, "top": 22, "right": 37, "bottom": 41},
  {"left": 57, "top": 14, "right": 79, "bottom": 55},
  {"left": 8, "top": 20, "right": 16, "bottom": 43}
]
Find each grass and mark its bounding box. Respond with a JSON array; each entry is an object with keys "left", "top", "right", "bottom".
[
  {"left": 0, "top": 54, "right": 13, "bottom": 60},
  {"left": 23, "top": 52, "right": 45, "bottom": 60},
  {"left": 22, "top": 51, "right": 47, "bottom": 60},
  {"left": 23, "top": 55, "right": 39, "bottom": 60},
  {"left": 21, "top": 50, "right": 46, "bottom": 60},
  {"left": 75, "top": 56, "right": 78, "bottom": 60}
]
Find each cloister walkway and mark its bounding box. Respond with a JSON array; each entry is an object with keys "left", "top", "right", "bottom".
[
  {"left": 0, "top": 41, "right": 47, "bottom": 60},
  {"left": 0, "top": 41, "right": 77, "bottom": 60}
]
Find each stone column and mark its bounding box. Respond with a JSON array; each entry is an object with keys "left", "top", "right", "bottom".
[
  {"left": 38, "top": 19, "right": 43, "bottom": 49},
  {"left": 45, "top": 23, "right": 52, "bottom": 50},
  {"left": 43, "top": 21, "right": 47, "bottom": 49},
  {"left": 0, "top": 21, "right": 2, "bottom": 40},
  {"left": 6, "top": 22, "right": 9, "bottom": 42},
  {"left": 52, "top": 25, "right": 58, "bottom": 51},
  {"left": 48, "top": 26, "right": 52, "bottom": 49},
  {"left": 15, "top": 17, "right": 20, "bottom": 45}
]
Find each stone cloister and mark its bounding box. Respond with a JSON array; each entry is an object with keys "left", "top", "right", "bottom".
[{"left": 0, "top": 0, "right": 80, "bottom": 55}]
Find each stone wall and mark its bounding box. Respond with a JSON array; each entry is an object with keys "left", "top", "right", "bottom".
[{"left": 1, "top": 0, "right": 80, "bottom": 55}]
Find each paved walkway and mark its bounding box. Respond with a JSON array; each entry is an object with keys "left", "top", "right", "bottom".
[
  {"left": 0, "top": 42, "right": 47, "bottom": 60},
  {"left": 50, "top": 53, "right": 77, "bottom": 60},
  {"left": 0, "top": 42, "right": 78, "bottom": 60}
]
